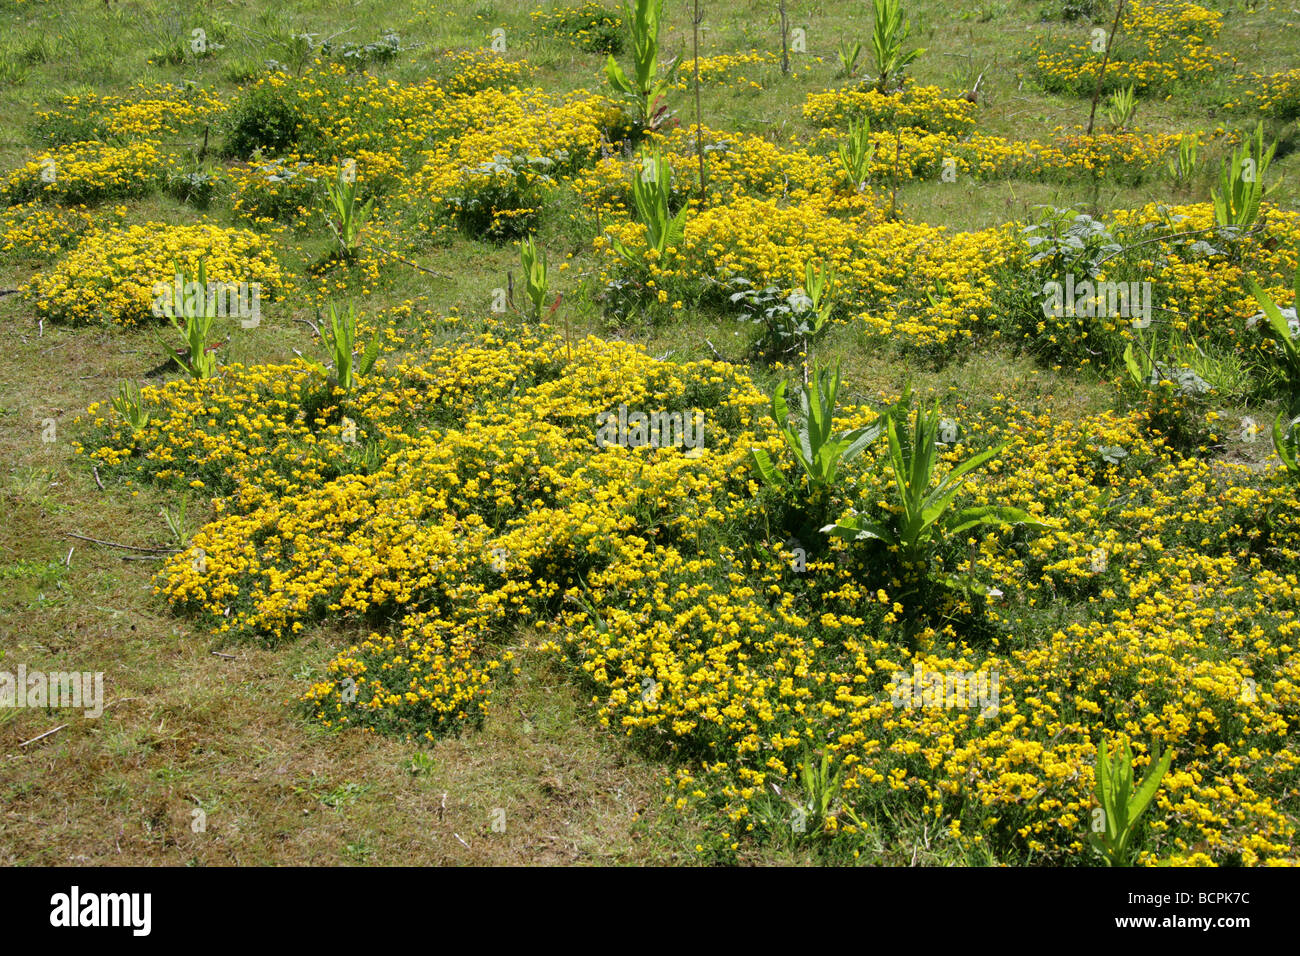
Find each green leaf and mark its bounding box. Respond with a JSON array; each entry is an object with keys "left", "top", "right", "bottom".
[
  {"left": 1274, "top": 411, "right": 1300, "bottom": 474},
  {"left": 839, "top": 417, "right": 888, "bottom": 464},
  {"left": 822, "top": 515, "right": 894, "bottom": 545},
  {"left": 1127, "top": 747, "right": 1173, "bottom": 828},
  {"left": 750, "top": 447, "right": 788, "bottom": 490},
  {"left": 946, "top": 504, "right": 1042, "bottom": 535},
  {"left": 1247, "top": 277, "right": 1292, "bottom": 344},
  {"left": 771, "top": 379, "right": 790, "bottom": 429},
  {"left": 605, "top": 55, "right": 634, "bottom": 95},
  {"left": 1123, "top": 341, "right": 1143, "bottom": 386},
  {"left": 358, "top": 338, "right": 381, "bottom": 377}
]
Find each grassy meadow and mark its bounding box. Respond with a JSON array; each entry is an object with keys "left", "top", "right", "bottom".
[{"left": 1, "top": 0, "right": 1299, "bottom": 866}]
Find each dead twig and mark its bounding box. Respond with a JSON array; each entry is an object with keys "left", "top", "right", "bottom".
[
  {"left": 1094, "top": 223, "right": 1261, "bottom": 267},
  {"left": 293, "top": 317, "right": 323, "bottom": 339},
  {"left": 364, "top": 238, "right": 451, "bottom": 279},
  {"left": 65, "top": 532, "right": 178, "bottom": 554},
  {"left": 19, "top": 725, "right": 68, "bottom": 748}
]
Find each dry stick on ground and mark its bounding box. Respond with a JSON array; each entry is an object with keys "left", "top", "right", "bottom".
[
  {"left": 1094, "top": 223, "right": 1262, "bottom": 268},
  {"left": 293, "top": 316, "right": 323, "bottom": 340},
  {"left": 1086, "top": 0, "right": 1127, "bottom": 136},
  {"left": 363, "top": 237, "right": 451, "bottom": 279},
  {"left": 92, "top": 465, "right": 104, "bottom": 490},
  {"left": 65, "top": 532, "right": 178, "bottom": 554},
  {"left": 19, "top": 725, "right": 67, "bottom": 748}
]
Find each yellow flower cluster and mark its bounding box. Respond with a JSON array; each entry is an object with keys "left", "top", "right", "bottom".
[
  {"left": 1105, "top": 201, "right": 1300, "bottom": 341},
  {"left": 405, "top": 87, "right": 617, "bottom": 234},
  {"left": 554, "top": 397, "right": 1299, "bottom": 865},
  {"left": 103, "top": 85, "right": 226, "bottom": 138},
  {"left": 79, "top": 326, "right": 1300, "bottom": 863},
  {"left": 575, "top": 125, "right": 880, "bottom": 217},
  {"left": 529, "top": 2, "right": 623, "bottom": 51},
  {"left": 2, "top": 140, "right": 178, "bottom": 205},
  {"left": 0, "top": 202, "right": 126, "bottom": 260},
  {"left": 228, "top": 154, "right": 335, "bottom": 228},
  {"left": 672, "top": 52, "right": 780, "bottom": 92},
  {"left": 597, "top": 192, "right": 1014, "bottom": 349},
  {"left": 1033, "top": 0, "right": 1224, "bottom": 94},
  {"left": 1225, "top": 68, "right": 1300, "bottom": 120},
  {"left": 1016, "top": 201, "right": 1300, "bottom": 371},
  {"left": 439, "top": 48, "right": 534, "bottom": 95},
  {"left": 85, "top": 326, "right": 761, "bottom": 742},
  {"left": 964, "top": 129, "right": 1185, "bottom": 181},
  {"left": 22, "top": 223, "right": 288, "bottom": 326},
  {"left": 803, "top": 83, "right": 977, "bottom": 136},
  {"left": 231, "top": 63, "right": 451, "bottom": 165},
  {"left": 807, "top": 125, "right": 1181, "bottom": 184},
  {"left": 32, "top": 84, "right": 226, "bottom": 142}
]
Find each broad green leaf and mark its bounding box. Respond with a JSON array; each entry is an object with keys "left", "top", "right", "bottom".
[
  {"left": 605, "top": 55, "right": 634, "bottom": 95},
  {"left": 1123, "top": 341, "right": 1143, "bottom": 386},
  {"left": 771, "top": 379, "right": 790, "bottom": 429},
  {"left": 947, "top": 504, "right": 1042, "bottom": 535},
  {"left": 750, "top": 447, "right": 788, "bottom": 490},
  {"left": 1127, "top": 747, "right": 1173, "bottom": 827},
  {"left": 822, "top": 516, "right": 894, "bottom": 545}
]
